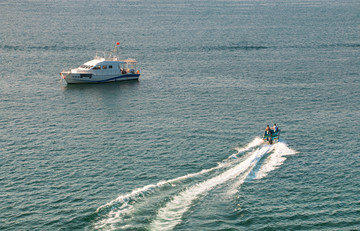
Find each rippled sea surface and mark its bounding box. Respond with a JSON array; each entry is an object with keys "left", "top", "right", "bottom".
[{"left": 1, "top": 0, "right": 360, "bottom": 230}]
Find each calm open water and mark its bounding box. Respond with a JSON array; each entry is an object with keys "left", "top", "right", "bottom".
[{"left": 1, "top": 0, "right": 360, "bottom": 230}]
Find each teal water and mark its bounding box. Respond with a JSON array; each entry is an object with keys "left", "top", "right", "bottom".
[{"left": 1, "top": 0, "right": 360, "bottom": 230}]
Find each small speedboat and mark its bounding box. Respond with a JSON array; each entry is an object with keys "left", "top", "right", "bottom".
[
  {"left": 60, "top": 43, "right": 140, "bottom": 84},
  {"left": 263, "top": 130, "right": 280, "bottom": 144}
]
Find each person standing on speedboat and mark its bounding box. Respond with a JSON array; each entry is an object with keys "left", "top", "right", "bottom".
[
  {"left": 273, "top": 124, "right": 278, "bottom": 132},
  {"left": 265, "top": 125, "right": 272, "bottom": 135},
  {"left": 264, "top": 125, "right": 272, "bottom": 143}
]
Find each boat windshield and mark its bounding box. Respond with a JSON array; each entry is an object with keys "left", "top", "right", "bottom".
[{"left": 79, "top": 65, "right": 94, "bottom": 69}]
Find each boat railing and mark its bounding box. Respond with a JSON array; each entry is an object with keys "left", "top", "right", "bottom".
[
  {"left": 105, "top": 57, "right": 120, "bottom": 61},
  {"left": 94, "top": 49, "right": 123, "bottom": 61}
]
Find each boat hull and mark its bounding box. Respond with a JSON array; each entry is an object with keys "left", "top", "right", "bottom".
[
  {"left": 61, "top": 73, "right": 140, "bottom": 84},
  {"left": 263, "top": 130, "right": 280, "bottom": 144}
]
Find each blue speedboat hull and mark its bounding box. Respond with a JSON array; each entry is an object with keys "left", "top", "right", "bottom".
[{"left": 263, "top": 130, "right": 280, "bottom": 144}]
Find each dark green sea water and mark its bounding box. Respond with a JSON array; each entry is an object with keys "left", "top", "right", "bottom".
[{"left": 1, "top": 0, "right": 360, "bottom": 230}]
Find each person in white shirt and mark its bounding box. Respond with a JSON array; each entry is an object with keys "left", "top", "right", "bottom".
[{"left": 273, "top": 124, "right": 278, "bottom": 132}]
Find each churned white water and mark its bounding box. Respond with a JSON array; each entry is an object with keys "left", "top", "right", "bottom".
[{"left": 91, "top": 138, "right": 296, "bottom": 230}]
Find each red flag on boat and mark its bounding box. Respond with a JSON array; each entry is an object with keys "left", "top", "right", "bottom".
[{"left": 116, "top": 42, "right": 120, "bottom": 45}]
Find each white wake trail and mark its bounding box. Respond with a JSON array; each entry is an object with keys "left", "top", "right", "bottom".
[
  {"left": 234, "top": 137, "right": 264, "bottom": 153},
  {"left": 95, "top": 162, "right": 231, "bottom": 214},
  {"left": 229, "top": 137, "right": 263, "bottom": 159},
  {"left": 149, "top": 145, "right": 273, "bottom": 231},
  {"left": 91, "top": 137, "right": 267, "bottom": 230},
  {"left": 254, "top": 140, "right": 297, "bottom": 179},
  {"left": 93, "top": 165, "right": 224, "bottom": 230},
  {"left": 227, "top": 140, "right": 297, "bottom": 196},
  {"left": 95, "top": 138, "right": 262, "bottom": 214}
]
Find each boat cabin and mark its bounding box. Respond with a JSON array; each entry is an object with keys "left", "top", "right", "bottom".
[{"left": 75, "top": 58, "right": 138, "bottom": 75}]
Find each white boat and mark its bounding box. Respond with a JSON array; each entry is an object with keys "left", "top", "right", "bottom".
[{"left": 60, "top": 43, "right": 140, "bottom": 84}]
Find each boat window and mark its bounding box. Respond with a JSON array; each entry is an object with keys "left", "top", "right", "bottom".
[
  {"left": 109, "top": 65, "right": 112, "bottom": 69},
  {"left": 102, "top": 65, "right": 107, "bottom": 69},
  {"left": 93, "top": 66, "right": 101, "bottom": 70}
]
